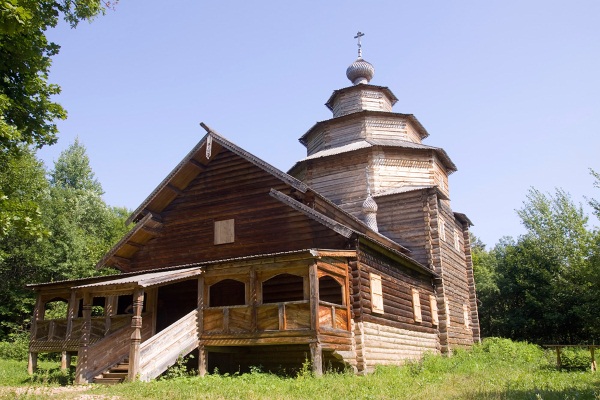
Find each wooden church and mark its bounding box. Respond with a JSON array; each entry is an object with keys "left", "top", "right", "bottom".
[{"left": 27, "top": 40, "right": 480, "bottom": 383}]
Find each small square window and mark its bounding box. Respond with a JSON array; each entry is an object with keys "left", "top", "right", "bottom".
[{"left": 214, "top": 219, "right": 235, "bottom": 245}]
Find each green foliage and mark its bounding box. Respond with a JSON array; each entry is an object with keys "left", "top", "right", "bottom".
[
  {"left": 0, "top": 332, "right": 28, "bottom": 361},
  {"left": 590, "top": 168, "right": 600, "bottom": 220},
  {"left": 559, "top": 347, "right": 594, "bottom": 371},
  {"left": 1, "top": 338, "right": 595, "bottom": 400},
  {"left": 0, "top": 140, "right": 128, "bottom": 339},
  {"left": 0, "top": 0, "right": 107, "bottom": 152},
  {"left": 160, "top": 354, "right": 196, "bottom": 380},
  {"left": 472, "top": 188, "right": 600, "bottom": 344}
]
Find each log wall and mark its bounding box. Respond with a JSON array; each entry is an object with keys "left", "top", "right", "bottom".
[
  {"left": 375, "top": 189, "right": 430, "bottom": 265},
  {"left": 129, "top": 150, "right": 348, "bottom": 270},
  {"left": 428, "top": 197, "right": 477, "bottom": 349},
  {"left": 351, "top": 247, "right": 439, "bottom": 371}
]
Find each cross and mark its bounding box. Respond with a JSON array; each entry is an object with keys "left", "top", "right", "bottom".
[{"left": 354, "top": 31, "right": 365, "bottom": 57}]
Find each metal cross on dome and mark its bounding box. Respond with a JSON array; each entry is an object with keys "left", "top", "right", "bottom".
[{"left": 354, "top": 31, "right": 365, "bottom": 58}]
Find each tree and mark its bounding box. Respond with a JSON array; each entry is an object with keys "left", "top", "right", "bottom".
[
  {"left": 589, "top": 168, "right": 600, "bottom": 219},
  {"left": 0, "top": 0, "right": 109, "bottom": 152},
  {"left": 0, "top": 148, "right": 50, "bottom": 335},
  {"left": 0, "top": 140, "right": 128, "bottom": 338},
  {"left": 473, "top": 188, "right": 599, "bottom": 344}
]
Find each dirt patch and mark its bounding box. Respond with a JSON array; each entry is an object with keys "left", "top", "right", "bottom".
[{"left": 0, "top": 385, "right": 121, "bottom": 399}]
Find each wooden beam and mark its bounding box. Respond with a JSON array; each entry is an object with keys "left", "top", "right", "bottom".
[
  {"left": 166, "top": 183, "right": 184, "bottom": 195},
  {"left": 189, "top": 159, "right": 207, "bottom": 170}
]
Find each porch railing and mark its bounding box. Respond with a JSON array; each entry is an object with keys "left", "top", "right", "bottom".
[{"left": 203, "top": 300, "right": 349, "bottom": 334}]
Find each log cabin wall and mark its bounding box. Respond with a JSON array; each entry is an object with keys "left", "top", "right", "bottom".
[
  {"left": 371, "top": 148, "right": 436, "bottom": 194},
  {"left": 127, "top": 149, "right": 349, "bottom": 271},
  {"left": 330, "top": 88, "right": 394, "bottom": 118},
  {"left": 374, "top": 190, "right": 431, "bottom": 266},
  {"left": 352, "top": 246, "right": 439, "bottom": 372},
  {"left": 431, "top": 197, "right": 477, "bottom": 349}
]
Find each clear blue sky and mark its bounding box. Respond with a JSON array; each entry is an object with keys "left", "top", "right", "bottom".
[{"left": 39, "top": 1, "right": 600, "bottom": 249}]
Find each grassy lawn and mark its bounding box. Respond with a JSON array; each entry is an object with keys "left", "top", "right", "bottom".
[{"left": 1, "top": 339, "right": 599, "bottom": 399}]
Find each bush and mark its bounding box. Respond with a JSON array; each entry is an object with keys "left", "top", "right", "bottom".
[
  {"left": 0, "top": 333, "right": 29, "bottom": 361},
  {"left": 559, "top": 347, "right": 592, "bottom": 371}
]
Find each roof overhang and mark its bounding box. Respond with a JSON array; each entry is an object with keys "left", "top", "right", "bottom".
[
  {"left": 324, "top": 84, "right": 399, "bottom": 111},
  {"left": 298, "top": 110, "right": 430, "bottom": 147}
]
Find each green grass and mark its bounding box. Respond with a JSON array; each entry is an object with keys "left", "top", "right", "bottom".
[{"left": 1, "top": 339, "right": 599, "bottom": 399}]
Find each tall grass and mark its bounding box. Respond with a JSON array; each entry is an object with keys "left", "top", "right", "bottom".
[{"left": 1, "top": 338, "right": 599, "bottom": 399}]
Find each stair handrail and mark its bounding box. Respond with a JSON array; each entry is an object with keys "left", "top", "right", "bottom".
[
  {"left": 78, "top": 313, "right": 152, "bottom": 383},
  {"left": 138, "top": 309, "right": 199, "bottom": 381}
]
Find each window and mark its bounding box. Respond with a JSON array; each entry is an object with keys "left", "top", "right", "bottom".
[
  {"left": 412, "top": 288, "right": 422, "bottom": 323},
  {"left": 463, "top": 304, "right": 470, "bottom": 329},
  {"left": 454, "top": 228, "right": 460, "bottom": 250},
  {"left": 430, "top": 295, "right": 439, "bottom": 326},
  {"left": 214, "top": 219, "right": 234, "bottom": 245},
  {"left": 438, "top": 217, "right": 446, "bottom": 241},
  {"left": 370, "top": 273, "right": 384, "bottom": 314}
]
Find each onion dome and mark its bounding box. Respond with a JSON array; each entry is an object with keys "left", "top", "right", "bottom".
[
  {"left": 346, "top": 57, "right": 375, "bottom": 85},
  {"left": 362, "top": 194, "right": 379, "bottom": 233},
  {"left": 362, "top": 194, "right": 378, "bottom": 214}
]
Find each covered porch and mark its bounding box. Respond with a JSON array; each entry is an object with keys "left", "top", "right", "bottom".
[{"left": 27, "top": 249, "right": 356, "bottom": 382}]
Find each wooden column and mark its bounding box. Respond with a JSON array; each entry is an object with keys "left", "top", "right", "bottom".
[
  {"left": 65, "top": 291, "right": 77, "bottom": 342},
  {"left": 27, "top": 294, "right": 43, "bottom": 375},
  {"left": 128, "top": 288, "right": 144, "bottom": 382},
  {"left": 197, "top": 276, "right": 206, "bottom": 377},
  {"left": 309, "top": 261, "right": 322, "bottom": 376},
  {"left": 105, "top": 295, "right": 117, "bottom": 335},
  {"left": 75, "top": 292, "right": 93, "bottom": 384},
  {"left": 555, "top": 347, "right": 562, "bottom": 370},
  {"left": 250, "top": 267, "right": 257, "bottom": 332},
  {"left": 310, "top": 342, "right": 323, "bottom": 376},
  {"left": 309, "top": 262, "right": 319, "bottom": 332},
  {"left": 60, "top": 351, "right": 70, "bottom": 371},
  {"left": 590, "top": 346, "right": 596, "bottom": 373}
]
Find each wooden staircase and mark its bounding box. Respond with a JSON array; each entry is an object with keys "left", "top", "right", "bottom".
[{"left": 93, "top": 359, "right": 129, "bottom": 385}]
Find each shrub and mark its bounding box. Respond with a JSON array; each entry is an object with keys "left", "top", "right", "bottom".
[
  {"left": 559, "top": 347, "right": 592, "bottom": 371},
  {"left": 0, "top": 332, "right": 29, "bottom": 361}
]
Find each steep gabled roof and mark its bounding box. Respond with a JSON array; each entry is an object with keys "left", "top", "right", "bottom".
[
  {"left": 98, "top": 124, "right": 424, "bottom": 272},
  {"left": 127, "top": 123, "right": 308, "bottom": 225}
]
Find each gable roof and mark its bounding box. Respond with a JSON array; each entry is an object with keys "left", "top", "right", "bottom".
[{"left": 97, "top": 124, "right": 429, "bottom": 274}]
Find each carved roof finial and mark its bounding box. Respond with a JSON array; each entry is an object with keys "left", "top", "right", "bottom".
[
  {"left": 346, "top": 31, "right": 374, "bottom": 85},
  {"left": 354, "top": 31, "right": 365, "bottom": 58}
]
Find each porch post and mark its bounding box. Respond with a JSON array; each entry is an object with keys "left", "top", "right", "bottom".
[
  {"left": 128, "top": 288, "right": 144, "bottom": 382},
  {"left": 309, "top": 261, "right": 322, "bottom": 376},
  {"left": 27, "top": 293, "right": 43, "bottom": 374},
  {"left": 75, "top": 292, "right": 93, "bottom": 384},
  {"left": 310, "top": 342, "right": 323, "bottom": 376},
  {"left": 60, "top": 351, "right": 69, "bottom": 370},
  {"left": 197, "top": 276, "right": 207, "bottom": 377}
]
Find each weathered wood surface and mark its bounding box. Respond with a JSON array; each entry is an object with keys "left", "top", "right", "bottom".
[
  {"left": 127, "top": 150, "right": 348, "bottom": 271},
  {"left": 78, "top": 314, "right": 152, "bottom": 383},
  {"left": 138, "top": 309, "right": 199, "bottom": 381}
]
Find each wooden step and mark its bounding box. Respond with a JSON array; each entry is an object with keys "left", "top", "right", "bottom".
[{"left": 93, "top": 361, "right": 129, "bottom": 385}]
